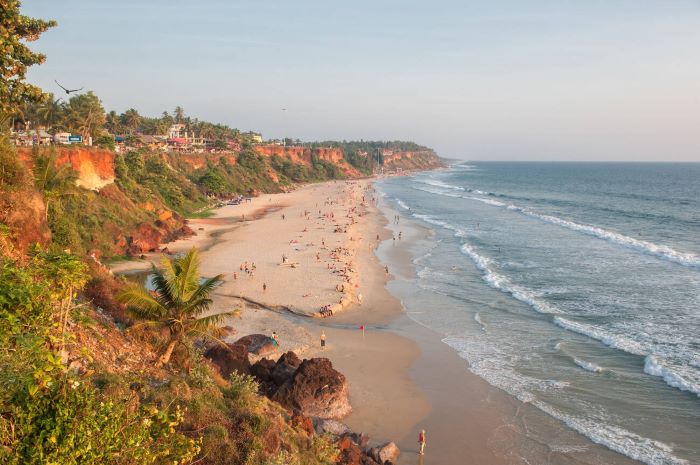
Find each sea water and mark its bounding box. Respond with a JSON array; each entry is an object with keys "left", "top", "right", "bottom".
[{"left": 377, "top": 162, "right": 700, "bottom": 465}]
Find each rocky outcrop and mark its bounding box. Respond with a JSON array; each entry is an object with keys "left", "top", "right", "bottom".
[
  {"left": 270, "top": 351, "right": 301, "bottom": 386},
  {"left": 204, "top": 343, "right": 251, "bottom": 377},
  {"left": 124, "top": 216, "right": 193, "bottom": 256},
  {"left": 252, "top": 353, "right": 351, "bottom": 419},
  {"left": 235, "top": 334, "right": 278, "bottom": 357},
  {"left": 368, "top": 442, "right": 400, "bottom": 465},
  {"left": 271, "top": 357, "right": 351, "bottom": 419}
]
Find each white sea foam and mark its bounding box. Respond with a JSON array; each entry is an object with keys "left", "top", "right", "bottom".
[
  {"left": 553, "top": 317, "right": 647, "bottom": 356},
  {"left": 413, "top": 186, "right": 462, "bottom": 198},
  {"left": 644, "top": 356, "right": 700, "bottom": 397},
  {"left": 413, "top": 178, "right": 466, "bottom": 191},
  {"left": 469, "top": 196, "right": 506, "bottom": 207},
  {"left": 443, "top": 197, "right": 700, "bottom": 268},
  {"left": 557, "top": 342, "right": 605, "bottom": 373},
  {"left": 532, "top": 401, "right": 688, "bottom": 465},
  {"left": 474, "top": 312, "right": 487, "bottom": 331},
  {"left": 512, "top": 206, "right": 699, "bottom": 268},
  {"left": 443, "top": 336, "right": 688, "bottom": 465},
  {"left": 394, "top": 198, "right": 410, "bottom": 210},
  {"left": 460, "top": 243, "right": 561, "bottom": 315},
  {"left": 411, "top": 212, "right": 561, "bottom": 315},
  {"left": 573, "top": 358, "right": 604, "bottom": 373}
]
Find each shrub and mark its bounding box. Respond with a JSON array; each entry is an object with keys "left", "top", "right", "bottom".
[{"left": 225, "top": 371, "right": 259, "bottom": 406}]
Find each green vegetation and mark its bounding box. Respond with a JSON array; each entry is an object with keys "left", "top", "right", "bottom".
[
  {"left": 0, "top": 250, "right": 200, "bottom": 465},
  {"left": 117, "top": 249, "right": 234, "bottom": 366},
  {"left": 0, "top": 0, "right": 56, "bottom": 115},
  {"left": 304, "top": 140, "right": 433, "bottom": 175}
]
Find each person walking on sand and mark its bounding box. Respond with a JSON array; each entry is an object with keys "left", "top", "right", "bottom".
[
  {"left": 418, "top": 429, "right": 426, "bottom": 455},
  {"left": 263, "top": 282, "right": 267, "bottom": 292},
  {"left": 320, "top": 331, "right": 326, "bottom": 349}
]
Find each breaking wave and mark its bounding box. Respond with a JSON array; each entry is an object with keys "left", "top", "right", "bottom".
[
  {"left": 553, "top": 317, "right": 647, "bottom": 356},
  {"left": 644, "top": 356, "right": 700, "bottom": 398},
  {"left": 408, "top": 179, "right": 700, "bottom": 269},
  {"left": 444, "top": 336, "right": 688, "bottom": 465}
]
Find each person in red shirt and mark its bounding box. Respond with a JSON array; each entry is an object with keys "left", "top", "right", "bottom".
[{"left": 418, "top": 429, "right": 426, "bottom": 455}]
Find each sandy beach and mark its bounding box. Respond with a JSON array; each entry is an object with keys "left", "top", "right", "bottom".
[{"left": 110, "top": 180, "right": 547, "bottom": 464}]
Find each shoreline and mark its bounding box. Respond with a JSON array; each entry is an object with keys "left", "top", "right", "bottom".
[
  {"left": 109, "top": 177, "right": 642, "bottom": 464},
  {"left": 111, "top": 180, "right": 433, "bottom": 446},
  {"left": 108, "top": 179, "right": 528, "bottom": 462}
]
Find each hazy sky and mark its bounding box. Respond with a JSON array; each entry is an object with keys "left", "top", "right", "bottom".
[{"left": 23, "top": 1, "right": 700, "bottom": 161}]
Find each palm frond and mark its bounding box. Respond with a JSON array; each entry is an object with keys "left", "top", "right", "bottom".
[
  {"left": 175, "top": 248, "right": 201, "bottom": 300},
  {"left": 150, "top": 267, "right": 176, "bottom": 308},
  {"left": 183, "top": 274, "right": 224, "bottom": 314},
  {"left": 187, "top": 310, "right": 239, "bottom": 332},
  {"left": 116, "top": 285, "right": 167, "bottom": 320}
]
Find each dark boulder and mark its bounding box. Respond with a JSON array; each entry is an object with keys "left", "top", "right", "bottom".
[
  {"left": 235, "top": 334, "right": 277, "bottom": 356},
  {"left": 271, "top": 357, "right": 351, "bottom": 419},
  {"left": 204, "top": 343, "right": 250, "bottom": 377},
  {"left": 251, "top": 357, "right": 276, "bottom": 383},
  {"left": 271, "top": 351, "right": 302, "bottom": 386}
]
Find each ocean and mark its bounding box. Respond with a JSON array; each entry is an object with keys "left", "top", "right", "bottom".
[{"left": 377, "top": 162, "right": 700, "bottom": 465}]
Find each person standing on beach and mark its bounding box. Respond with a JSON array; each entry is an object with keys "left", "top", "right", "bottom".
[
  {"left": 320, "top": 331, "right": 326, "bottom": 349},
  {"left": 418, "top": 429, "right": 426, "bottom": 455},
  {"left": 263, "top": 282, "right": 267, "bottom": 292}
]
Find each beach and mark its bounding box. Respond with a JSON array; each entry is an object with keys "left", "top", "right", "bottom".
[
  {"left": 110, "top": 177, "right": 653, "bottom": 465},
  {"left": 111, "top": 180, "right": 523, "bottom": 464}
]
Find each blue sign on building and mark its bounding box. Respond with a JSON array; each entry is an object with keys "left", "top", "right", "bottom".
[{"left": 68, "top": 135, "right": 82, "bottom": 143}]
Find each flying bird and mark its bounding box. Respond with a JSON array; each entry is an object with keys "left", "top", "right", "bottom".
[{"left": 54, "top": 80, "right": 83, "bottom": 94}]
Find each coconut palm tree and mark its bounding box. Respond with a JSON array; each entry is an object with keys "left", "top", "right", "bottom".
[
  {"left": 117, "top": 248, "right": 236, "bottom": 366},
  {"left": 121, "top": 108, "right": 141, "bottom": 135},
  {"left": 33, "top": 147, "right": 78, "bottom": 220},
  {"left": 37, "top": 93, "right": 64, "bottom": 130},
  {"left": 105, "top": 110, "right": 121, "bottom": 134},
  {"left": 173, "top": 106, "right": 185, "bottom": 124}
]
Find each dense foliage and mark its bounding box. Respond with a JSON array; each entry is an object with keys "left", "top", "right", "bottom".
[
  {"left": 0, "top": 251, "right": 199, "bottom": 465},
  {"left": 0, "top": 0, "right": 56, "bottom": 115}
]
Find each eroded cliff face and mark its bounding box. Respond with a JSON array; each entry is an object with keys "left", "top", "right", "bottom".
[
  {"left": 381, "top": 150, "right": 444, "bottom": 172},
  {"left": 17, "top": 147, "right": 115, "bottom": 190},
  {"left": 0, "top": 188, "right": 51, "bottom": 255},
  {"left": 254, "top": 145, "right": 361, "bottom": 177}
]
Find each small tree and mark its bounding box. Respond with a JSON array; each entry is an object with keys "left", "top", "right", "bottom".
[{"left": 117, "top": 248, "right": 235, "bottom": 366}]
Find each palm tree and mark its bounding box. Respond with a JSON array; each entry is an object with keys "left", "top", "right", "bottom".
[
  {"left": 117, "top": 248, "right": 236, "bottom": 366},
  {"left": 37, "top": 93, "right": 64, "bottom": 130},
  {"left": 173, "top": 106, "right": 185, "bottom": 124},
  {"left": 33, "top": 147, "right": 78, "bottom": 220},
  {"left": 121, "top": 108, "right": 141, "bottom": 135},
  {"left": 105, "top": 110, "right": 120, "bottom": 134}
]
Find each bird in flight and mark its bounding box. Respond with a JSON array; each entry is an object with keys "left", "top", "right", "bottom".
[{"left": 55, "top": 80, "right": 83, "bottom": 94}]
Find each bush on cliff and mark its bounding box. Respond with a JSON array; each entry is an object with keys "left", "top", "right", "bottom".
[{"left": 0, "top": 251, "right": 199, "bottom": 465}]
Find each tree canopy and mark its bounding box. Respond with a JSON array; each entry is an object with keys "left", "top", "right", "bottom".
[{"left": 0, "top": 0, "right": 56, "bottom": 115}]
